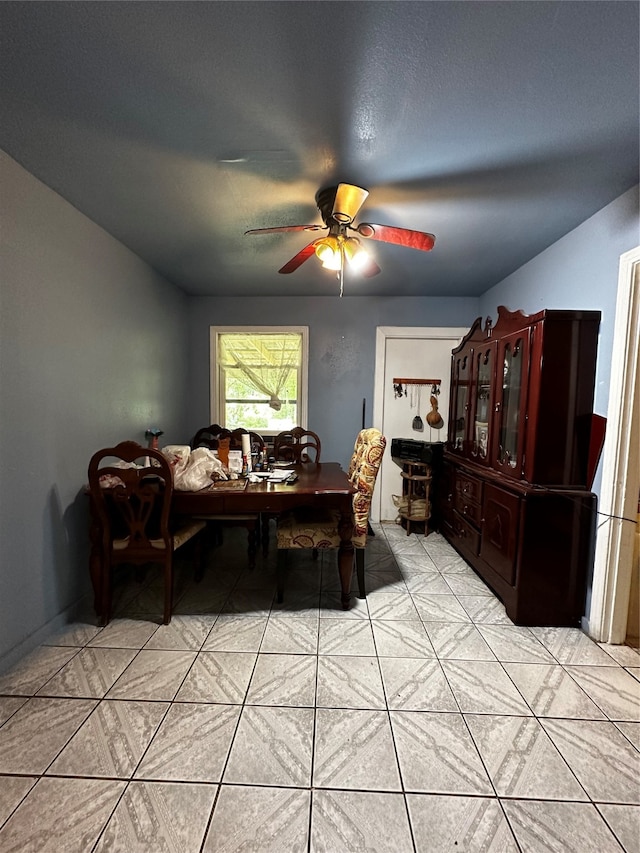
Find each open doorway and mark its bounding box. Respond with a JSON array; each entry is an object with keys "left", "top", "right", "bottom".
[{"left": 372, "top": 326, "right": 468, "bottom": 523}]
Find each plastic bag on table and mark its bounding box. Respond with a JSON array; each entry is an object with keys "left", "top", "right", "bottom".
[
  {"left": 162, "top": 445, "right": 227, "bottom": 491},
  {"left": 161, "top": 445, "right": 191, "bottom": 481}
]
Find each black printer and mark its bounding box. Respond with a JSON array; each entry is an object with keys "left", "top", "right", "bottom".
[{"left": 390, "top": 438, "right": 444, "bottom": 465}]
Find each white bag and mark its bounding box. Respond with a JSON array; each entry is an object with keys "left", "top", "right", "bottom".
[
  {"left": 161, "top": 445, "right": 191, "bottom": 481},
  {"left": 162, "top": 445, "right": 227, "bottom": 491}
]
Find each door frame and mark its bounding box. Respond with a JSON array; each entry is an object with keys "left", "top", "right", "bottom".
[
  {"left": 588, "top": 246, "right": 640, "bottom": 643},
  {"left": 372, "top": 326, "right": 468, "bottom": 523}
]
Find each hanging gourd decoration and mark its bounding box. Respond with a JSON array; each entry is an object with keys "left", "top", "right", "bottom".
[{"left": 426, "top": 395, "right": 444, "bottom": 429}]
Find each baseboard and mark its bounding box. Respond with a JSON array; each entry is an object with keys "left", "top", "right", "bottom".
[{"left": 0, "top": 592, "right": 94, "bottom": 676}]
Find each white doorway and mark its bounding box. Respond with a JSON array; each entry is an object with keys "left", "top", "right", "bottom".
[
  {"left": 372, "top": 327, "right": 468, "bottom": 523},
  {"left": 589, "top": 246, "right": 640, "bottom": 644}
]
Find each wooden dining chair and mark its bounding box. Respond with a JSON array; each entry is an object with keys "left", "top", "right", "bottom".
[
  {"left": 191, "top": 424, "right": 265, "bottom": 459},
  {"left": 88, "top": 440, "right": 206, "bottom": 626},
  {"left": 190, "top": 423, "right": 227, "bottom": 450},
  {"left": 275, "top": 427, "right": 386, "bottom": 603},
  {"left": 229, "top": 428, "right": 266, "bottom": 460},
  {"left": 189, "top": 425, "right": 265, "bottom": 566},
  {"left": 273, "top": 427, "right": 321, "bottom": 463},
  {"left": 261, "top": 428, "right": 321, "bottom": 556}
]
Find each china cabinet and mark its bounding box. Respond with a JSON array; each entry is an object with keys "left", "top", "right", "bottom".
[{"left": 442, "top": 306, "right": 601, "bottom": 626}]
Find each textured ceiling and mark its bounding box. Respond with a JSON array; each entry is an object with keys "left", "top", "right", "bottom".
[{"left": 1, "top": 1, "right": 638, "bottom": 297}]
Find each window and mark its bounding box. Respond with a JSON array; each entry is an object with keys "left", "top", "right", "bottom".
[{"left": 210, "top": 327, "right": 308, "bottom": 434}]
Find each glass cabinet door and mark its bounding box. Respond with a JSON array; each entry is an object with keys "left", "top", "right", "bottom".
[
  {"left": 471, "top": 344, "right": 494, "bottom": 462},
  {"left": 450, "top": 350, "right": 472, "bottom": 454},
  {"left": 492, "top": 331, "right": 529, "bottom": 476}
]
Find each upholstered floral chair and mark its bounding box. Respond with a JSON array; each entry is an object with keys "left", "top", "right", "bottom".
[{"left": 275, "top": 428, "right": 386, "bottom": 602}]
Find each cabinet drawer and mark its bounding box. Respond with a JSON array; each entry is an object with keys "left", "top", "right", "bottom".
[
  {"left": 454, "top": 493, "right": 482, "bottom": 528},
  {"left": 451, "top": 511, "right": 481, "bottom": 557},
  {"left": 455, "top": 472, "right": 482, "bottom": 505}
]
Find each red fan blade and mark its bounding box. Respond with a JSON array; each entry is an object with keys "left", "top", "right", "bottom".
[
  {"left": 356, "top": 223, "right": 435, "bottom": 252},
  {"left": 359, "top": 256, "right": 381, "bottom": 278},
  {"left": 278, "top": 241, "right": 318, "bottom": 274},
  {"left": 245, "top": 224, "right": 325, "bottom": 235}
]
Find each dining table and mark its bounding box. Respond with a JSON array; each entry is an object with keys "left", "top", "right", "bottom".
[{"left": 173, "top": 461, "right": 356, "bottom": 607}]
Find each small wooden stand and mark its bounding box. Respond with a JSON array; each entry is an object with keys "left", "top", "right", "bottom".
[{"left": 399, "top": 462, "right": 432, "bottom": 535}]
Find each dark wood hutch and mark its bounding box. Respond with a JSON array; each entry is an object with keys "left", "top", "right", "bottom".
[{"left": 441, "top": 305, "right": 601, "bottom": 626}]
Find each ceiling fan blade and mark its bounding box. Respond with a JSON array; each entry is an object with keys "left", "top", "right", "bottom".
[
  {"left": 245, "top": 224, "right": 325, "bottom": 235},
  {"left": 331, "top": 183, "right": 369, "bottom": 224},
  {"left": 356, "top": 223, "right": 436, "bottom": 252},
  {"left": 278, "top": 241, "right": 318, "bottom": 274},
  {"left": 359, "top": 256, "right": 381, "bottom": 278}
]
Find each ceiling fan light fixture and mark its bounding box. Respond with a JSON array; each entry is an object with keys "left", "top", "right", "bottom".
[
  {"left": 343, "top": 237, "right": 370, "bottom": 271},
  {"left": 331, "top": 183, "right": 369, "bottom": 224},
  {"left": 314, "top": 236, "right": 341, "bottom": 270},
  {"left": 321, "top": 254, "right": 342, "bottom": 271}
]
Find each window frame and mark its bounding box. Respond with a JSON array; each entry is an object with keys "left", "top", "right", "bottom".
[{"left": 209, "top": 326, "right": 309, "bottom": 434}]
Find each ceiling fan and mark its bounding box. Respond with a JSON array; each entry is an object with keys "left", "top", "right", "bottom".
[{"left": 245, "top": 183, "right": 436, "bottom": 295}]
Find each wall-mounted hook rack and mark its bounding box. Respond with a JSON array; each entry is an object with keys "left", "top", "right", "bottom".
[
  {"left": 393, "top": 378, "right": 441, "bottom": 399},
  {"left": 392, "top": 378, "right": 441, "bottom": 385}
]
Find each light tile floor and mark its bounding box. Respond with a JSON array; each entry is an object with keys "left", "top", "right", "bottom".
[{"left": 0, "top": 523, "right": 638, "bottom": 852}]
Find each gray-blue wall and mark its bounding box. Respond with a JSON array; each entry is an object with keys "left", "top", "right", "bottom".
[
  {"left": 186, "top": 297, "right": 480, "bottom": 470},
  {"left": 0, "top": 152, "right": 190, "bottom": 668},
  {"left": 479, "top": 184, "right": 640, "bottom": 497}
]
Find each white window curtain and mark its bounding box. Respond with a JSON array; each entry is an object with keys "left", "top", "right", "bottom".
[{"left": 218, "top": 333, "right": 302, "bottom": 410}]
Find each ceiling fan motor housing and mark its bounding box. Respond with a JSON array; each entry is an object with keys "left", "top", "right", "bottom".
[
  {"left": 315, "top": 183, "right": 369, "bottom": 227},
  {"left": 315, "top": 186, "right": 342, "bottom": 226}
]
